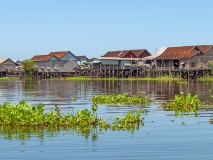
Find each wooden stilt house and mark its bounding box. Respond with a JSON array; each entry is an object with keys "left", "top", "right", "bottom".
[
  {"left": 151, "top": 45, "right": 213, "bottom": 71},
  {"left": 32, "top": 51, "right": 78, "bottom": 73},
  {"left": 99, "top": 49, "right": 151, "bottom": 69}
]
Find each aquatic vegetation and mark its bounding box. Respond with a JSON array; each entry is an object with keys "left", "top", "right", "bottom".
[
  {"left": 63, "top": 77, "right": 91, "bottom": 80},
  {"left": 92, "top": 93, "right": 150, "bottom": 106},
  {"left": 197, "top": 76, "right": 213, "bottom": 81},
  {"left": 163, "top": 92, "right": 201, "bottom": 116},
  {"left": 111, "top": 108, "right": 144, "bottom": 133},
  {"left": 176, "top": 80, "right": 188, "bottom": 85},
  {"left": 0, "top": 77, "right": 18, "bottom": 80},
  {"left": 0, "top": 101, "right": 145, "bottom": 140},
  {"left": 209, "top": 119, "right": 213, "bottom": 124},
  {"left": 55, "top": 76, "right": 183, "bottom": 81}
]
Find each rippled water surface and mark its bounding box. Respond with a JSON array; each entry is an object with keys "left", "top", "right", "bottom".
[{"left": 0, "top": 80, "right": 213, "bottom": 160}]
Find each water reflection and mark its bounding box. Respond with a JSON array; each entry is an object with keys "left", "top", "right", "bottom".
[
  {"left": 0, "top": 123, "right": 144, "bottom": 141},
  {"left": 0, "top": 80, "right": 212, "bottom": 104}
]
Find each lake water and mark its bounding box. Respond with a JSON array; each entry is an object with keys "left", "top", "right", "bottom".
[{"left": 0, "top": 80, "right": 213, "bottom": 160}]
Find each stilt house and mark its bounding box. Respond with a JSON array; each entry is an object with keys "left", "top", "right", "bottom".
[
  {"left": 96, "top": 49, "right": 151, "bottom": 69},
  {"left": 151, "top": 45, "right": 213, "bottom": 70},
  {"left": 32, "top": 51, "right": 78, "bottom": 73}
]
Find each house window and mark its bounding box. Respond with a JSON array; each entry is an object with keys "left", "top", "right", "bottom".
[
  {"left": 180, "top": 62, "right": 185, "bottom": 67},
  {"left": 131, "top": 60, "right": 137, "bottom": 64},
  {"left": 191, "top": 62, "right": 195, "bottom": 67}
]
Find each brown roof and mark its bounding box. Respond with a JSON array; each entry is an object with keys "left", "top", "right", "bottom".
[
  {"left": 102, "top": 51, "right": 123, "bottom": 57},
  {"left": 197, "top": 45, "right": 213, "bottom": 53},
  {"left": 130, "top": 49, "right": 147, "bottom": 57},
  {"left": 76, "top": 55, "right": 88, "bottom": 60},
  {"left": 32, "top": 55, "right": 51, "bottom": 61},
  {"left": 102, "top": 49, "right": 149, "bottom": 58},
  {"left": 87, "top": 59, "right": 93, "bottom": 62},
  {"left": 48, "top": 51, "right": 70, "bottom": 59},
  {"left": 76, "top": 56, "right": 84, "bottom": 59},
  {"left": 154, "top": 46, "right": 203, "bottom": 60}
]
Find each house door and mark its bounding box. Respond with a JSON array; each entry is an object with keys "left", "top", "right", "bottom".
[{"left": 173, "top": 60, "right": 179, "bottom": 69}]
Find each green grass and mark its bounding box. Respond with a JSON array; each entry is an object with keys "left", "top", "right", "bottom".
[
  {"left": 197, "top": 77, "right": 213, "bottom": 81},
  {"left": 0, "top": 77, "right": 18, "bottom": 80},
  {"left": 63, "top": 77, "right": 91, "bottom": 80},
  {"left": 52, "top": 76, "right": 183, "bottom": 81},
  {"left": 123, "top": 77, "right": 182, "bottom": 81}
]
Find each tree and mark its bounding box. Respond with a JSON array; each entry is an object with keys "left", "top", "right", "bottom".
[
  {"left": 83, "top": 61, "right": 90, "bottom": 68},
  {"left": 21, "top": 59, "right": 37, "bottom": 77}
]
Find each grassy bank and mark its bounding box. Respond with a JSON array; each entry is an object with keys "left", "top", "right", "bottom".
[
  {"left": 53, "top": 76, "right": 183, "bottom": 81},
  {"left": 0, "top": 77, "right": 18, "bottom": 80},
  {"left": 197, "top": 77, "right": 213, "bottom": 81}
]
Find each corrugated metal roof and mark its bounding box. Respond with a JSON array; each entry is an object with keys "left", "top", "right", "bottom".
[
  {"left": 123, "top": 63, "right": 131, "bottom": 66},
  {"left": 0, "top": 58, "right": 8, "bottom": 64},
  {"left": 142, "top": 47, "right": 167, "bottom": 61}
]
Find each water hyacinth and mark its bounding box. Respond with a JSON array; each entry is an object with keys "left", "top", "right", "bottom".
[
  {"left": 163, "top": 92, "right": 201, "bottom": 116},
  {"left": 0, "top": 101, "right": 145, "bottom": 137},
  {"left": 92, "top": 93, "right": 150, "bottom": 106}
]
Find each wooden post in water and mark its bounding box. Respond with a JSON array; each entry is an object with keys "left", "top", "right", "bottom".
[
  {"left": 188, "top": 59, "right": 189, "bottom": 81},
  {"left": 169, "top": 60, "right": 170, "bottom": 78}
]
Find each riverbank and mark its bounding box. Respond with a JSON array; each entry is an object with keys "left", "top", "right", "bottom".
[{"left": 51, "top": 76, "right": 184, "bottom": 81}]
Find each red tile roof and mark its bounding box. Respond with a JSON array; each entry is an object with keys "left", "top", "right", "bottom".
[
  {"left": 102, "top": 51, "right": 122, "bottom": 57},
  {"left": 32, "top": 55, "right": 51, "bottom": 61},
  {"left": 102, "top": 49, "right": 150, "bottom": 58},
  {"left": 76, "top": 56, "right": 84, "bottom": 59},
  {"left": 76, "top": 55, "right": 88, "bottom": 60},
  {"left": 197, "top": 45, "right": 213, "bottom": 53},
  {"left": 154, "top": 46, "right": 203, "bottom": 60},
  {"left": 86, "top": 59, "right": 93, "bottom": 62},
  {"left": 48, "top": 51, "right": 70, "bottom": 59}
]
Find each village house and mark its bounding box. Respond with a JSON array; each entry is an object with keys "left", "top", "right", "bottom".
[
  {"left": 0, "top": 58, "right": 17, "bottom": 72},
  {"left": 76, "top": 55, "right": 89, "bottom": 65},
  {"left": 95, "top": 49, "right": 151, "bottom": 69},
  {"left": 143, "top": 45, "right": 213, "bottom": 70},
  {"left": 75, "top": 55, "right": 90, "bottom": 70},
  {"left": 32, "top": 51, "right": 78, "bottom": 73},
  {"left": 0, "top": 58, "right": 19, "bottom": 77}
]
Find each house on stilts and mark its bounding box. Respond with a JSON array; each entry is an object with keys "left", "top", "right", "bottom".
[
  {"left": 143, "top": 45, "right": 213, "bottom": 79},
  {"left": 32, "top": 51, "right": 79, "bottom": 78}
]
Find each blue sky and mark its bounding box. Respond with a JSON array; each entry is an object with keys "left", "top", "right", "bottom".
[{"left": 0, "top": 0, "right": 213, "bottom": 60}]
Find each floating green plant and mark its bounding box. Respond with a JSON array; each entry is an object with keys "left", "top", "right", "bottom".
[
  {"left": 0, "top": 101, "right": 145, "bottom": 140},
  {"left": 0, "top": 77, "right": 18, "bottom": 80},
  {"left": 53, "top": 76, "right": 183, "bottom": 81},
  {"left": 92, "top": 93, "right": 150, "bottom": 106},
  {"left": 163, "top": 92, "right": 201, "bottom": 116},
  {"left": 176, "top": 80, "right": 188, "bottom": 85},
  {"left": 209, "top": 119, "right": 213, "bottom": 124},
  {"left": 197, "top": 76, "right": 213, "bottom": 81},
  {"left": 111, "top": 108, "right": 144, "bottom": 133}
]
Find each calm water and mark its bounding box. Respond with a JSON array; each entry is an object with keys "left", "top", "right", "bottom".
[{"left": 0, "top": 80, "right": 213, "bottom": 160}]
